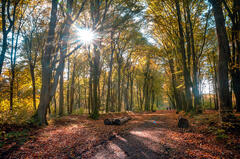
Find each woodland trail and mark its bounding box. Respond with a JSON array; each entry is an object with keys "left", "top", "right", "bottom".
[
  {"left": 90, "top": 111, "right": 238, "bottom": 159},
  {"left": 2, "top": 111, "right": 239, "bottom": 159}
]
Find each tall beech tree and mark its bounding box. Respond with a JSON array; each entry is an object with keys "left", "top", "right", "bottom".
[
  {"left": 175, "top": 0, "right": 193, "bottom": 112},
  {"left": 209, "top": 0, "right": 232, "bottom": 120},
  {"left": 222, "top": 0, "right": 240, "bottom": 112}
]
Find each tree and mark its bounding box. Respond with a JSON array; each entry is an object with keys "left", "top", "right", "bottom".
[
  {"left": 209, "top": 0, "right": 232, "bottom": 120},
  {"left": 222, "top": 0, "right": 240, "bottom": 112},
  {"left": 0, "top": 0, "right": 20, "bottom": 75},
  {"left": 175, "top": 0, "right": 193, "bottom": 112},
  {"left": 36, "top": 0, "right": 86, "bottom": 125}
]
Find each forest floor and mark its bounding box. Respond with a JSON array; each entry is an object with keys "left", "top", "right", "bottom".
[{"left": 1, "top": 110, "right": 240, "bottom": 159}]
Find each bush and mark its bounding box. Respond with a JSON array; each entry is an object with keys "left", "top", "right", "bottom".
[
  {"left": 215, "top": 129, "right": 229, "bottom": 142},
  {"left": 0, "top": 99, "right": 35, "bottom": 125},
  {"left": 72, "top": 107, "right": 85, "bottom": 115}
]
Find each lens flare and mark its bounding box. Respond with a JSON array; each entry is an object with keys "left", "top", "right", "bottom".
[{"left": 77, "top": 28, "right": 95, "bottom": 45}]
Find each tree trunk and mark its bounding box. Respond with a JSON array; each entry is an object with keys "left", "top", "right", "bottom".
[
  {"left": 213, "top": 54, "right": 219, "bottom": 110},
  {"left": 69, "top": 61, "right": 76, "bottom": 114},
  {"left": 144, "top": 60, "right": 150, "bottom": 111},
  {"left": 210, "top": 0, "right": 232, "bottom": 119},
  {"left": 130, "top": 72, "right": 133, "bottom": 111},
  {"left": 228, "top": 0, "right": 240, "bottom": 112},
  {"left": 124, "top": 72, "right": 130, "bottom": 111},
  {"left": 186, "top": 3, "right": 201, "bottom": 112},
  {"left": 117, "top": 56, "right": 122, "bottom": 112},
  {"left": 67, "top": 58, "right": 70, "bottom": 114},
  {"left": 30, "top": 66, "right": 36, "bottom": 110},
  {"left": 106, "top": 32, "right": 115, "bottom": 113},
  {"left": 169, "top": 58, "right": 182, "bottom": 111},
  {"left": 175, "top": 0, "right": 193, "bottom": 112},
  {"left": 91, "top": 45, "right": 100, "bottom": 119},
  {"left": 53, "top": 95, "right": 57, "bottom": 115},
  {"left": 0, "top": 35, "right": 8, "bottom": 75},
  {"left": 232, "top": 72, "right": 240, "bottom": 112},
  {"left": 0, "top": 0, "right": 17, "bottom": 75},
  {"left": 37, "top": 0, "right": 58, "bottom": 125},
  {"left": 59, "top": 71, "right": 64, "bottom": 116}
]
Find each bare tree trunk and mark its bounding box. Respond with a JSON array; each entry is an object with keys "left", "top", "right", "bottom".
[
  {"left": 9, "top": 11, "right": 21, "bottom": 110},
  {"left": 144, "top": 58, "right": 150, "bottom": 111},
  {"left": 130, "top": 72, "right": 133, "bottom": 111},
  {"left": 78, "top": 77, "right": 81, "bottom": 108},
  {"left": 67, "top": 58, "right": 70, "bottom": 114},
  {"left": 30, "top": 66, "right": 36, "bottom": 110},
  {"left": 213, "top": 54, "right": 219, "bottom": 110},
  {"left": 88, "top": 68, "right": 92, "bottom": 115},
  {"left": 0, "top": 0, "right": 18, "bottom": 75},
  {"left": 91, "top": 45, "right": 100, "bottom": 118},
  {"left": 124, "top": 72, "right": 130, "bottom": 111},
  {"left": 175, "top": 0, "right": 193, "bottom": 112},
  {"left": 227, "top": 0, "right": 240, "bottom": 112},
  {"left": 53, "top": 95, "right": 57, "bottom": 115},
  {"left": 69, "top": 61, "right": 76, "bottom": 114},
  {"left": 186, "top": 3, "right": 201, "bottom": 112},
  {"left": 37, "top": 0, "right": 58, "bottom": 125},
  {"left": 117, "top": 55, "right": 122, "bottom": 112},
  {"left": 151, "top": 79, "right": 155, "bottom": 111},
  {"left": 59, "top": 71, "right": 64, "bottom": 116},
  {"left": 210, "top": 0, "right": 232, "bottom": 120},
  {"left": 106, "top": 32, "right": 115, "bottom": 113},
  {"left": 169, "top": 58, "right": 182, "bottom": 111}
]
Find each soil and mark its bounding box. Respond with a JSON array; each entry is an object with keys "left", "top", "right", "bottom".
[{"left": 1, "top": 111, "right": 240, "bottom": 159}]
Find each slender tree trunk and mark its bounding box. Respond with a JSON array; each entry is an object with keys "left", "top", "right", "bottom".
[
  {"left": 210, "top": 0, "right": 232, "bottom": 120},
  {"left": 124, "top": 72, "right": 130, "bottom": 111},
  {"left": 78, "top": 77, "right": 81, "bottom": 108},
  {"left": 88, "top": 69, "right": 92, "bottom": 114},
  {"left": 91, "top": 45, "right": 100, "bottom": 118},
  {"left": 213, "top": 54, "right": 219, "bottom": 110},
  {"left": 169, "top": 58, "right": 182, "bottom": 111},
  {"left": 106, "top": 32, "right": 115, "bottom": 113},
  {"left": 67, "top": 58, "right": 70, "bottom": 114},
  {"left": 30, "top": 66, "right": 36, "bottom": 110},
  {"left": 117, "top": 57, "right": 122, "bottom": 112},
  {"left": 53, "top": 95, "right": 57, "bottom": 115},
  {"left": 84, "top": 86, "right": 87, "bottom": 109},
  {"left": 151, "top": 81, "right": 155, "bottom": 111},
  {"left": 232, "top": 73, "right": 240, "bottom": 112},
  {"left": 0, "top": 0, "right": 17, "bottom": 75},
  {"left": 130, "top": 72, "right": 133, "bottom": 111},
  {"left": 0, "top": 35, "right": 8, "bottom": 75},
  {"left": 59, "top": 71, "right": 64, "bottom": 116},
  {"left": 144, "top": 59, "right": 150, "bottom": 111},
  {"left": 9, "top": 70, "right": 15, "bottom": 110},
  {"left": 69, "top": 61, "right": 76, "bottom": 114}
]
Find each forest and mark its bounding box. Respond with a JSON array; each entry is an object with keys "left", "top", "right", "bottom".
[{"left": 0, "top": 0, "right": 240, "bottom": 158}]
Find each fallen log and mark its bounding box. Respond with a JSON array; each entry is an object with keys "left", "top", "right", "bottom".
[
  {"left": 104, "top": 118, "right": 118, "bottom": 125},
  {"left": 104, "top": 116, "right": 132, "bottom": 125},
  {"left": 114, "top": 116, "right": 132, "bottom": 125}
]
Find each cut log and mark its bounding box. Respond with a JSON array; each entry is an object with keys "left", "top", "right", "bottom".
[
  {"left": 104, "top": 116, "right": 132, "bottom": 125},
  {"left": 104, "top": 118, "right": 116, "bottom": 125},
  {"left": 114, "top": 116, "right": 132, "bottom": 125}
]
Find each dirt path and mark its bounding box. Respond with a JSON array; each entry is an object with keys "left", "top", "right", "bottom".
[
  {"left": 90, "top": 112, "right": 237, "bottom": 159},
  {"left": 2, "top": 111, "right": 239, "bottom": 159}
]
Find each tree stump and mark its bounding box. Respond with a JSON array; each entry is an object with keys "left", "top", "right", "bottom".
[{"left": 178, "top": 117, "right": 189, "bottom": 129}]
